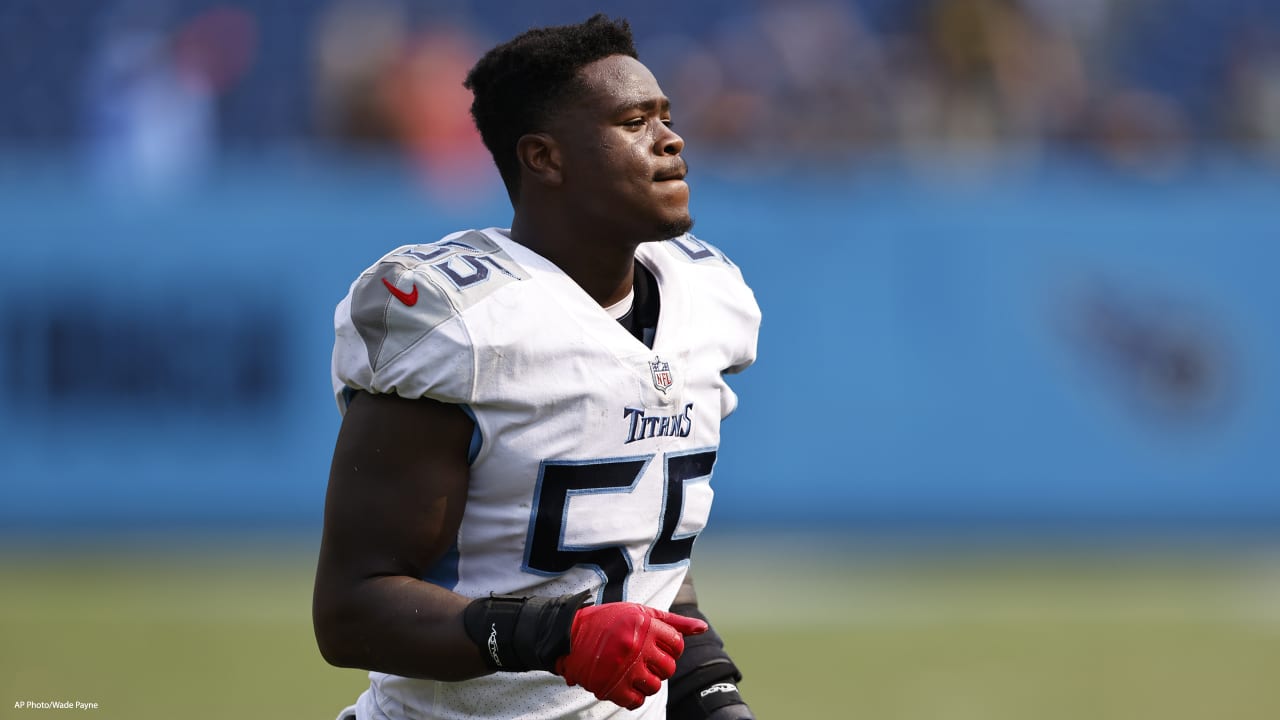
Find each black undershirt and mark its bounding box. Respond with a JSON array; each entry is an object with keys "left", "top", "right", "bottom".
[{"left": 616, "top": 261, "right": 660, "bottom": 349}]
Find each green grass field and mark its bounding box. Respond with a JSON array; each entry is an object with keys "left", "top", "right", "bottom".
[{"left": 3, "top": 532, "right": 1278, "bottom": 719}]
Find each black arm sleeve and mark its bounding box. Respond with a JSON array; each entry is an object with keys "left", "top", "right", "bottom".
[{"left": 667, "top": 603, "right": 752, "bottom": 720}]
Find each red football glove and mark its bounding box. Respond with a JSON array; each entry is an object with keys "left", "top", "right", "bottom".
[{"left": 554, "top": 602, "right": 708, "bottom": 710}]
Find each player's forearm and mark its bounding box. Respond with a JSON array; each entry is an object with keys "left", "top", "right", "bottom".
[
  {"left": 315, "top": 578, "right": 709, "bottom": 711},
  {"left": 313, "top": 574, "right": 490, "bottom": 681}
]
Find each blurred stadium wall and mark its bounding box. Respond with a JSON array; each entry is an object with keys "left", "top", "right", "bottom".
[
  {"left": 2, "top": 163, "right": 1278, "bottom": 536},
  {"left": 2, "top": 0, "right": 1279, "bottom": 539}
]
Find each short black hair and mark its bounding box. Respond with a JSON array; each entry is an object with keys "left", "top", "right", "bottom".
[{"left": 464, "top": 14, "right": 638, "bottom": 202}]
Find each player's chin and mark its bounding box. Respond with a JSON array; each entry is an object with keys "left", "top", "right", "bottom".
[
  {"left": 656, "top": 180, "right": 690, "bottom": 210},
  {"left": 655, "top": 212, "right": 694, "bottom": 240},
  {"left": 656, "top": 193, "right": 693, "bottom": 230}
]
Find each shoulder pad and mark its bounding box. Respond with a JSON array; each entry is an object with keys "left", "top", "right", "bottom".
[{"left": 348, "top": 231, "right": 527, "bottom": 371}]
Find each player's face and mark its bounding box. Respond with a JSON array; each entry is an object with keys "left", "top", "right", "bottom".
[{"left": 552, "top": 55, "right": 692, "bottom": 242}]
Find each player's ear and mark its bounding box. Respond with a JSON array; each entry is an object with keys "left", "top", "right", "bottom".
[{"left": 516, "top": 132, "right": 562, "bottom": 188}]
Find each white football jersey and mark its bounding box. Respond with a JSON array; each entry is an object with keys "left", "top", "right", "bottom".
[{"left": 331, "top": 227, "right": 760, "bottom": 720}]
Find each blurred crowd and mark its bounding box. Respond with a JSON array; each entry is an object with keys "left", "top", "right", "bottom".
[{"left": 3, "top": 0, "right": 1279, "bottom": 187}]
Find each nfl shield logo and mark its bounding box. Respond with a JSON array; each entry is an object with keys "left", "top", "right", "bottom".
[{"left": 649, "top": 357, "right": 674, "bottom": 394}]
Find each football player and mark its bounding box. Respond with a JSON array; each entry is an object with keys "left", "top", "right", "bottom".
[{"left": 314, "top": 14, "right": 760, "bottom": 720}]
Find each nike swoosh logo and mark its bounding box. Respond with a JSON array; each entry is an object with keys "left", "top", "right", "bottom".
[{"left": 381, "top": 277, "right": 419, "bottom": 306}]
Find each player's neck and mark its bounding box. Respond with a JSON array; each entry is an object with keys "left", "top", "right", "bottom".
[{"left": 510, "top": 215, "right": 637, "bottom": 307}]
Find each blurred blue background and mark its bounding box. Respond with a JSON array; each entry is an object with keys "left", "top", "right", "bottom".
[{"left": 2, "top": 0, "right": 1279, "bottom": 538}]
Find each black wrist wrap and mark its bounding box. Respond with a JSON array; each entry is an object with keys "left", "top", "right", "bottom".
[
  {"left": 462, "top": 590, "right": 590, "bottom": 672},
  {"left": 667, "top": 603, "right": 748, "bottom": 720}
]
